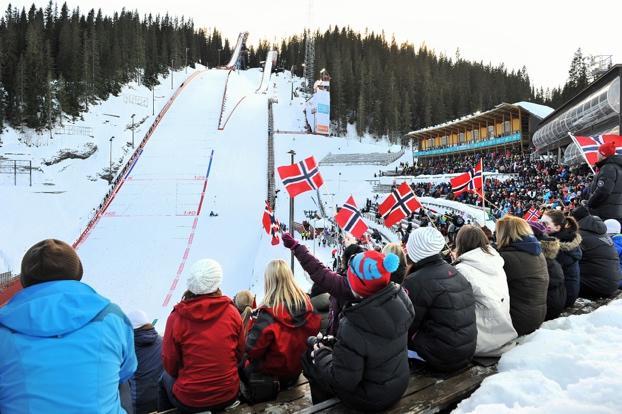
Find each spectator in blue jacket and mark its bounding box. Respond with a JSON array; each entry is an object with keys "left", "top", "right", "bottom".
[
  {"left": 127, "top": 310, "right": 163, "bottom": 414},
  {"left": 0, "top": 239, "right": 137, "bottom": 414},
  {"left": 605, "top": 219, "right": 622, "bottom": 288}
]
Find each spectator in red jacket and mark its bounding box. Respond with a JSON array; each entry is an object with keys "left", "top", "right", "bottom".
[
  {"left": 242, "top": 259, "right": 321, "bottom": 403},
  {"left": 160, "top": 259, "right": 244, "bottom": 413}
]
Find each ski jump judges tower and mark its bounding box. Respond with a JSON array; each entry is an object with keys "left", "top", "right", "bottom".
[{"left": 304, "top": 69, "right": 331, "bottom": 135}]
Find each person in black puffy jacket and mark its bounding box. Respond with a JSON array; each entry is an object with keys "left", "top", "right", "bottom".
[
  {"left": 302, "top": 250, "right": 415, "bottom": 412},
  {"left": 402, "top": 227, "right": 477, "bottom": 372},
  {"left": 496, "top": 215, "right": 549, "bottom": 336},
  {"left": 126, "top": 310, "right": 163, "bottom": 414},
  {"left": 572, "top": 207, "right": 621, "bottom": 298},
  {"left": 542, "top": 210, "right": 583, "bottom": 307},
  {"left": 529, "top": 222, "right": 566, "bottom": 320},
  {"left": 587, "top": 143, "right": 622, "bottom": 221}
]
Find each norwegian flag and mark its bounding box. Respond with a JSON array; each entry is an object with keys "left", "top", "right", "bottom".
[
  {"left": 262, "top": 201, "right": 281, "bottom": 245},
  {"left": 335, "top": 196, "right": 368, "bottom": 238},
  {"left": 523, "top": 207, "right": 541, "bottom": 223},
  {"left": 277, "top": 156, "right": 324, "bottom": 198},
  {"left": 378, "top": 182, "right": 422, "bottom": 228},
  {"left": 450, "top": 159, "right": 483, "bottom": 196},
  {"left": 574, "top": 135, "right": 622, "bottom": 166}
]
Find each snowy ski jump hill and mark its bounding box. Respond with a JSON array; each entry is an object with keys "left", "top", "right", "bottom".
[{"left": 0, "top": 64, "right": 409, "bottom": 325}]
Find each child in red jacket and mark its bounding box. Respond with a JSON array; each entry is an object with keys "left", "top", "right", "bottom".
[
  {"left": 242, "top": 259, "right": 321, "bottom": 403},
  {"left": 160, "top": 259, "right": 244, "bottom": 413}
]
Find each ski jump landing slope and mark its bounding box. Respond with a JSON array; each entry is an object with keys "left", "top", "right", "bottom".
[{"left": 78, "top": 69, "right": 268, "bottom": 325}]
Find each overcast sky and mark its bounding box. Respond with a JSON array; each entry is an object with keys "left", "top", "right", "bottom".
[{"left": 10, "top": 0, "right": 622, "bottom": 89}]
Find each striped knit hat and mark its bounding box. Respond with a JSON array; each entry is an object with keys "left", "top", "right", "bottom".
[
  {"left": 347, "top": 250, "right": 399, "bottom": 298},
  {"left": 406, "top": 227, "right": 446, "bottom": 263}
]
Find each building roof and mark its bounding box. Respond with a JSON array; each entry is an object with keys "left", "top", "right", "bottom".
[
  {"left": 514, "top": 101, "right": 554, "bottom": 119},
  {"left": 406, "top": 101, "right": 553, "bottom": 141}
]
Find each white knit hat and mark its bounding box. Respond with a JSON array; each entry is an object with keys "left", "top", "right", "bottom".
[
  {"left": 406, "top": 227, "right": 446, "bottom": 263},
  {"left": 187, "top": 259, "right": 223, "bottom": 295},
  {"left": 126, "top": 309, "right": 150, "bottom": 329},
  {"left": 604, "top": 219, "right": 621, "bottom": 235}
]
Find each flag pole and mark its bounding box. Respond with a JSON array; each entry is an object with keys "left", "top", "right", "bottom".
[
  {"left": 568, "top": 132, "right": 596, "bottom": 175},
  {"left": 287, "top": 149, "right": 296, "bottom": 275},
  {"left": 480, "top": 159, "right": 487, "bottom": 226}
]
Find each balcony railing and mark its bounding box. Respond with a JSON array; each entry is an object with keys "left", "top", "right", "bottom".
[{"left": 416, "top": 132, "right": 521, "bottom": 157}]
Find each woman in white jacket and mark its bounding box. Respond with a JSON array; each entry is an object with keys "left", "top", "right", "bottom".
[{"left": 453, "top": 225, "right": 518, "bottom": 357}]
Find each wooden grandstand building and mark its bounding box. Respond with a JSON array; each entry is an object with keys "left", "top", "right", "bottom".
[{"left": 406, "top": 102, "right": 553, "bottom": 162}]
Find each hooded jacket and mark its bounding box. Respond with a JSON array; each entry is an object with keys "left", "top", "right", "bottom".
[
  {"left": 0, "top": 280, "right": 137, "bottom": 414},
  {"left": 313, "top": 283, "right": 415, "bottom": 412},
  {"left": 588, "top": 155, "right": 622, "bottom": 221},
  {"left": 550, "top": 229, "right": 583, "bottom": 307},
  {"left": 402, "top": 255, "right": 477, "bottom": 372},
  {"left": 245, "top": 300, "right": 320, "bottom": 380},
  {"left": 454, "top": 248, "right": 517, "bottom": 357},
  {"left": 577, "top": 215, "right": 621, "bottom": 298},
  {"left": 498, "top": 235, "right": 549, "bottom": 336},
  {"left": 292, "top": 243, "right": 355, "bottom": 336},
  {"left": 310, "top": 292, "right": 330, "bottom": 335},
  {"left": 540, "top": 237, "right": 567, "bottom": 320},
  {"left": 162, "top": 294, "right": 244, "bottom": 408},
  {"left": 130, "top": 327, "right": 163, "bottom": 414}
]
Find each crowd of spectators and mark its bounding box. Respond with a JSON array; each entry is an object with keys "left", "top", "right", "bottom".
[{"left": 381, "top": 153, "right": 594, "bottom": 220}]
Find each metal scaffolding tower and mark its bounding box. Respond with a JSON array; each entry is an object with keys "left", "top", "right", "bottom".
[{"left": 303, "top": 1, "right": 315, "bottom": 94}]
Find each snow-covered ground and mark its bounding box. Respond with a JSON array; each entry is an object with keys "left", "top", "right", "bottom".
[
  {"left": 1, "top": 65, "right": 408, "bottom": 326},
  {"left": 454, "top": 299, "right": 622, "bottom": 414},
  {"left": 0, "top": 66, "right": 203, "bottom": 274}
]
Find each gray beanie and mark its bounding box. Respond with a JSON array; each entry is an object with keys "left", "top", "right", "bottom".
[{"left": 406, "top": 227, "right": 446, "bottom": 263}]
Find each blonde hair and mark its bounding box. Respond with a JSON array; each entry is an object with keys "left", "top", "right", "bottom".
[
  {"left": 495, "top": 215, "right": 533, "bottom": 250},
  {"left": 234, "top": 290, "right": 255, "bottom": 323},
  {"left": 263, "top": 259, "right": 309, "bottom": 312},
  {"left": 382, "top": 242, "right": 407, "bottom": 284}
]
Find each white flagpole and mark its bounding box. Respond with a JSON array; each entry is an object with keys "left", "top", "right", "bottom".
[
  {"left": 480, "top": 159, "right": 486, "bottom": 226},
  {"left": 568, "top": 132, "right": 596, "bottom": 175}
]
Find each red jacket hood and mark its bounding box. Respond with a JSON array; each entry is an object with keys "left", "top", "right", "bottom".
[
  {"left": 174, "top": 294, "right": 235, "bottom": 322},
  {"left": 261, "top": 301, "right": 315, "bottom": 328}
]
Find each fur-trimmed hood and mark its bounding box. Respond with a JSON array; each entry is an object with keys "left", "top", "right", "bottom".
[
  {"left": 557, "top": 233, "right": 582, "bottom": 253},
  {"left": 540, "top": 237, "right": 561, "bottom": 260}
]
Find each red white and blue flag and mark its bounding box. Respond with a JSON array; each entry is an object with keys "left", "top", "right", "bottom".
[
  {"left": 450, "top": 159, "right": 483, "bottom": 196},
  {"left": 262, "top": 201, "right": 281, "bottom": 245},
  {"left": 335, "top": 195, "right": 368, "bottom": 238},
  {"left": 378, "top": 182, "right": 422, "bottom": 228},
  {"left": 523, "top": 207, "right": 541, "bottom": 223},
  {"left": 277, "top": 156, "right": 324, "bottom": 198},
  {"left": 574, "top": 135, "right": 622, "bottom": 166}
]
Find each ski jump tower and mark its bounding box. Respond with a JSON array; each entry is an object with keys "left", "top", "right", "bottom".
[{"left": 303, "top": 0, "right": 315, "bottom": 93}]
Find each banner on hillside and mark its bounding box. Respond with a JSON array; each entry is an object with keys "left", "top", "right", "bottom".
[{"left": 305, "top": 83, "right": 330, "bottom": 135}]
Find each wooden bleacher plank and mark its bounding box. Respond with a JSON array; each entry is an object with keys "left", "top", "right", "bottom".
[{"left": 385, "top": 365, "right": 497, "bottom": 414}]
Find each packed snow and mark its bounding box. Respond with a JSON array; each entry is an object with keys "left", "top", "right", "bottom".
[
  {"left": 454, "top": 298, "right": 622, "bottom": 414},
  {"left": 1, "top": 65, "right": 409, "bottom": 326}
]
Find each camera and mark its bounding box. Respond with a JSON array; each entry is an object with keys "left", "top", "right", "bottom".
[{"left": 307, "top": 335, "right": 336, "bottom": 348}]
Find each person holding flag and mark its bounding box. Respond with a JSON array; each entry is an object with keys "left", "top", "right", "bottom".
[{"left": 587, "top": 140, "right": 622, "bottom": 222}]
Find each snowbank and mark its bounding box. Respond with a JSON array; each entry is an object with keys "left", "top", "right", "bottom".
[{"left": 454, "top": 299, "right": 622, "bottom": 414}]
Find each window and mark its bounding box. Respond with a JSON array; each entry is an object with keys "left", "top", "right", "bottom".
[
  {"left": 504, "top": 121, "right": 511, "bottom": 134},
  {"left": 488, "top": 125, "right": 495, "bottom": 138},
  {"left": 473, "top": 129, "right": 479, "bottom": 140},
  {"left": 459, "top": 132, "right": 465, "bottom": 143},
  {"left": 441, "top": 135, "right": 448, "bottom": 146}
]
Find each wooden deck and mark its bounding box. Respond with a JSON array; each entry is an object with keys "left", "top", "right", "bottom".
[{"left": 151, "top": 290, "right": 622, "bottom": 414}]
